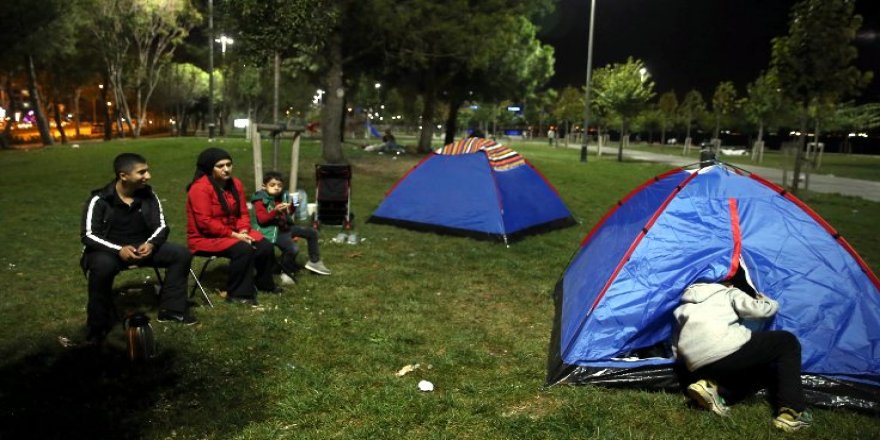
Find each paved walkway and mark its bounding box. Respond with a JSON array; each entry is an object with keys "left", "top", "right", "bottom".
[{"left": 579, "top": 146, "right": 880, "bottom": 203}]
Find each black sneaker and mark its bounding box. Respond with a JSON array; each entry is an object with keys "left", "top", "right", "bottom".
[
  {"left": 226, "top": 296, "right": 259, "bottom": 306},
  {"left": 85, "top": 326, "right": 109, "bottom": 346},
  {"left": 258, "top": 285, "right": 283, "bottom": 294},
  {"left": 157, "top": 310, "right": 199, "bottom": 325}
]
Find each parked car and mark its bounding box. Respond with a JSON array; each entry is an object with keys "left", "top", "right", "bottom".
[{"left": 720, "top": 148, "right": 749, "bottom": 156}]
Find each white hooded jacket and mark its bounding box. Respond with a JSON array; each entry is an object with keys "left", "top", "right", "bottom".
[{"left": 673, "top": 282, "right": 779, "bottom": 371}]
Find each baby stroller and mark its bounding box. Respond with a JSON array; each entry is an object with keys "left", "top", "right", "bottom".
[{"left": 313, "top": 164, "right": 353, "bottom": 230}]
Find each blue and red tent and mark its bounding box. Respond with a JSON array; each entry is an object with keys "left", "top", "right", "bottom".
[
  {"left": 547, "top": 164, "right": 880, "bottom": 411},
  {"left": 368, "top": 138, "right": 575, "bottom": 244}
]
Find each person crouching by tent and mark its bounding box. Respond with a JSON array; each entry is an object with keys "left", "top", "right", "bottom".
[
  {"left": 250, "top": 171, "right": 331, "bottom": 280},
  {"left": 186, "top": 147, "right": 280, "bottom": 306},
  {"left": 672, "top": 280, "right": 812, "bottom": 432}
]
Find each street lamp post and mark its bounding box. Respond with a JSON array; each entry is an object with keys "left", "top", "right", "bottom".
[
  {"left": 374, "top": 82, "right": 381, "bottom": 122},
  {"left": 208, "top": 0, "right": 215, "bottom": 140},
  {"left": 580, "top": 0, "right": 597, "bottom": 163},
  {"left": 215, "top": 35, "right": 233, "bottom": 136}
]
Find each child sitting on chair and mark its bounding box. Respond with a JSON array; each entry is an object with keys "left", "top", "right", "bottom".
[{"left": 250, "top": 171, "right": 332, "bottom": 282}]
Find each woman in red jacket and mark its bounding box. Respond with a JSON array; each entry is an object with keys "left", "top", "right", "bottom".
[{"left": 186, "top": 147, "right": 280, "bottom": 305}]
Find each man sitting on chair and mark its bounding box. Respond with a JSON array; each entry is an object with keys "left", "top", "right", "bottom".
[{"left": 81, "top": 153, "right": 197, "bottom": 345}]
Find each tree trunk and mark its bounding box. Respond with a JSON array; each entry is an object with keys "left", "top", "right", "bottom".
[
  {"left": 417, "top": 73, "right": 436, "bottom": 153},
  {"left": 339, "top": 94, "right": 347, "bottom": 143},
  {"left": 181, "top": 108, "right": 190, "bottom": 136},
  {"left": 112, "top": 84, "right": 125, "bottom": 138},
  {"left": 618, "top": 119, "right": 626, "bottom": 162},
  {"left": 417, "top": 92, "right": 436, "bottom": 153},
  {"left": 444, "top": 97, "right": 463, "bottom": 144},
  {"left": 52, "top": 97, "right": 68, "bottom": 144},
  {"left": 26, "top": 55, "right": 53, "bottom": 146},
  {"left": 73, "top": 88, "right": 81, "bottom": 138},
  {"left": 791, "top": 113, "right": 807, "bottom": 195},
  {"left": 491, "top": 103, "right": 497, "bottom": 139},
  {"left": 101, "top": 80, "right": 112, "bottom": 141},
  {"left": 753, "top": 121, "right": 765, "bottom": 163},
  {"left": 134, "top": 85, "right": 143, "bottom": 138},
  {"left": 320, "top": 31, "right": 345, "bottom": 164},
  {"left": 813, "top": 119, "right": 823, "bottom": 170},
  {"left": 272, "top": 51, "right": 280, "bottom": 168},
  {"left": 2, "top": 74, "right": 17, "bottom": 148},
  {"left": 109, "top": 68, "right": 134, "bottom": 138},
  {"left": 714, "top": 114, "right": 720, "bottom": 140},
  {"left": 660, "top": 121, "right": 667, "bottom": 146},
  {"left": 175, "top": 104, "right": 183, "bottom": 136},
  {"left": 565, "top": 120, "right": 570, "bottom": 147}
]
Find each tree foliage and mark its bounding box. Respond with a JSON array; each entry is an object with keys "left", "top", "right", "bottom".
[
  {"left": 0, "top": 0, "right": 87, "bottom": 146},
  {"left": 679, "top": 89, "right": 705, "bottom": 144},
  {"left": 710, "top": 81, "right": 737, "bottom": 139},
  {"left": 522, "top": 88, "right": 558, "bottom": 137},
  {"left": 770, "top": 0, "right": 872, "bottom": 192},
  {"left": 223, "top": 0, "right": 334, "bottom": 62},
  {"left": 743, "top": 71, "right": 788, "bottom": 143},
  {"left": 90, "top": 0, "right": 199, "bottom": 138},
  {"left": 657, "top": 91, "right": 678, "bottom": 144},
  {"left": 772, "top": 0, "right": 871, "bottom": 107},
  {"left": 361, "top": 0, "right": 554, "bottom": 150},
  {"left": 553, "top": 86, "right": 584, "bottom": 127},
  {"left": 591, "top": 57, "right": 656, "bottom": 161}
]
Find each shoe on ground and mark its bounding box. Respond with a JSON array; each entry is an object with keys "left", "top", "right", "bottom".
[
  {"left": 687, "top": 379, "right": 730, "bottom": 417},
  {"left": 258, "top": 285, "right": 283, "bottom": 294},
  {"left": 226, "top": 296, "right": 259, "bottom": 306},
  {"left": 305, "top": 260, "right": 331, "bottom": 275},
  {"left": 773, "top": 407, "right": 812, "bottom": 432},
  {"left": 280, "top": 273, "right": 296, "bottom": 285},
  {"left": 85, "top": 326, "right": 109, "bottom": 346},
  {"left": 157, "top": 309, "right": 199, "bottom": 325}
]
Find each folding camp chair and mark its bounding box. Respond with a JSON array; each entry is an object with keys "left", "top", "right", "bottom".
[
  {"left": 313, "top": 164, "right": 353, "bottom": 230},
  {"left": 80, "top": 252, "right": 165, "bottom": 295},
  {"left": 80, "top": 252, "right": 214, "bottom": 308},
  {"left": 189, "top": 252, "right": 218, "bottom": 307},
  {"left": 190, "top": 251, "right": 266, "bottom": 301}
]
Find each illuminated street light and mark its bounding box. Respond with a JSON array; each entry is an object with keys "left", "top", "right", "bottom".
[{"left": 215, "top": 35, "right": 234, "bottom": 53}]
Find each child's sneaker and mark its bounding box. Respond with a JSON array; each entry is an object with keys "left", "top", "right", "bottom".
[
  {"left": 305, "top": 260, "right": 331, "bottom": 275},
  {"left": 773, "top": 407, "right": 812, "bottom": 432},
  {"left": 687, "top": 379, "right": 730, "bottom": 417}
]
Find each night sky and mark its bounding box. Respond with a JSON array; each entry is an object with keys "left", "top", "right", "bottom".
[{"left": 538, "top": 0, "right": 880, "bottom": 101}]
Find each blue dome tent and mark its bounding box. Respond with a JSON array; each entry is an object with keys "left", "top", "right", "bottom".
[
  {"left": 368, "top": 138, "right": 576, "bottom": 244},
  {"left": 547, "top": 164, "right": 880, "bottom": 411}
]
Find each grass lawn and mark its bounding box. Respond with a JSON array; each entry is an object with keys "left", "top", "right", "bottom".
[
  {"left": 0, "top": 137, "right": 878, "bottom": 439},
  {"left": 619, "top": 141, "right": 880, "bottom": 182}
]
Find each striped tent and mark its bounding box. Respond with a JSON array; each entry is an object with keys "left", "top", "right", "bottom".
[
  {"left": 368, "top": 137, "right": 575, "bottom": 244},
  {"left": 438, "top": 137, "right": 526, "bottom": 171}
]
